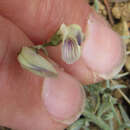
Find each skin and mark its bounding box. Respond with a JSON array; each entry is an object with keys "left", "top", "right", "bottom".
[{"left": 0, "top": 0, "right": 124, "bottom": 130}]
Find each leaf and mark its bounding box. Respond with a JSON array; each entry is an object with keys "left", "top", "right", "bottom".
[
  {"left": 67, "top": 119, "right": 85, "bottom": 130},
  {"left": 118, "top": 104, "right": 130, "bottom": 123},
  {"left": 102, "top": 112, "right": 114, "bottom": 120},
  {"left": 110, "top": 84, "right": 127, "bottom": 90}
]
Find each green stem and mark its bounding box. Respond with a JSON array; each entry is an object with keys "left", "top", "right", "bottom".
[
  {"left": 43, "top": 32, "right": 62, "bottom": 47},
  {"left": 118, "top": 104, "right": 130, "bottom": 122},
  {"left": 97, "top": 102, "right": 111, "bottom": 117},
  {"left": 94, "top": 0, "right": 99, "bottom": 12},
  {"left": 42, "top": 42, "right": 54, "bottom": 47},
  {"left": 109, "top": 119, "right": 113, "bottom": 130},
  {"left": 106, "top": 80, "right": 110, "bottom": 88},
  {"left": 94, "top": 94, "right": 100, "bottom": 113},
  {"left": 67, "top": 119, "right": 85, "bottom": 130},
  {"left": 110, "top": 101, "right": 121, "bottom": 125},
  {"left": 83, "top": 111, "right": 110, "bottom": 130}
]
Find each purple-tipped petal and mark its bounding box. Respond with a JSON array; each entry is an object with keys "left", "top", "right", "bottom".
[
  {"left": 58, "top": 24, "right": 84, "bottom": 64},
  {"left": 62, "top": 38, "right": 81, "bottom": 64}
]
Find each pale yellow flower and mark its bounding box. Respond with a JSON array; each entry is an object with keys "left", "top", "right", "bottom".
[
  {"left": 17, "top": 47, "right": 58, "bottom": 77},
  {"left": 58, "top": 24, "right": 84, "bottom": 64}
]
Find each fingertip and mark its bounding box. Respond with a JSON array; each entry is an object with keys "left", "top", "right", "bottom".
[
  {"left": 82, "top": 13, "right": 126, "bottom": 79},
  {"left": 42, "top": 71, "right": 86, "bottom": 125}
]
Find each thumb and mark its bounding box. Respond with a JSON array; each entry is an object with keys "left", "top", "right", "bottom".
[{"left": 0, "top": 15, "right": 85, "bottom": 130}]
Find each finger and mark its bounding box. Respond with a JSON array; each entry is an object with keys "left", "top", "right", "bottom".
[
  {"left": 0, "top": 15, "right": 85, "bottom": 130},
  {"left": 0, "top": 0, "right": 125, "bottom": 84},
  {"left": 0, "top": 0, "right": 91, "bottom": 42}
]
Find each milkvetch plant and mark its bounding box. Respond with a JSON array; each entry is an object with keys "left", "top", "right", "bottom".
[
  {"left": 67, "top": 81, "right": 130, "bottom": 130},
  {"left": 17, "top": 23, "right": 85, "bottom": 77}
]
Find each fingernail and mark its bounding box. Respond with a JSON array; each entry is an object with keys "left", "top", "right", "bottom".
[
  {"left": 82, "top": 13, "right": 126, "bottom": 79},
  {"left": 17, "top": 47, "right": 58, "bottom": 77},
  {"left": 42, "top": 71, "right": 86, "bottom": 125}
]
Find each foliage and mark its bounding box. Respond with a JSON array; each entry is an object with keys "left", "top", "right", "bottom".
[{"left": 67, "top": 81, "right": 130, "bottom": 130}]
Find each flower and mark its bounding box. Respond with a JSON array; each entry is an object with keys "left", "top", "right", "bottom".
[
  {"left": 58, "top": 24, "right": 84, "bottom": 64},
  {"left": 17, "top": 47, "right": 58, "bottom": 77},
  {"left": 62, "top": 37, "right": 81, "bottom": 64}
]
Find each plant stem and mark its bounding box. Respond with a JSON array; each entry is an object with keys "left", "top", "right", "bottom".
[
  {"left": 106, "top": 80, "right": 110, "bottom": 88},
  {"left": 109, "top": 119, "right": 113, "bottom": 130},
  {"left": 97, "top": 102, "right": 111, "bottom": 117},
  {"left": 94, "top": 0, "right": 99, "bottom": 12},
  {"left": 94, "top": 95, "right": 100, "bottom": 113},
  {"left": 110, "top": 101, "right": 121, "bottom": 125},
  {"left": 83, "top": 111, "right": 110, "bottom": 130},
  {"left": 118, "top": 104, "right": 130, "bottom": 122}
]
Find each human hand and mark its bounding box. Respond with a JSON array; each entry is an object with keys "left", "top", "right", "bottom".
[{"left": 0, "top": 0, "right": 125, "bottom": 130}]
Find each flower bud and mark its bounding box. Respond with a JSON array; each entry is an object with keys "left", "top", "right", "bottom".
[{"left": 17, "top": 47, "right": 58, "bottom": 77}]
